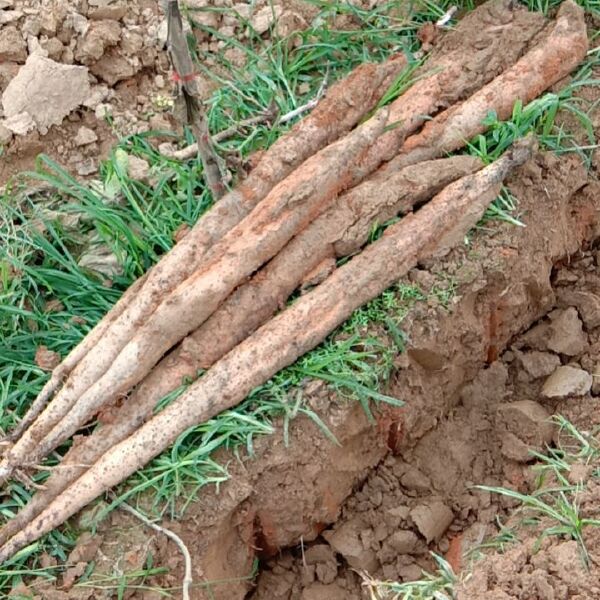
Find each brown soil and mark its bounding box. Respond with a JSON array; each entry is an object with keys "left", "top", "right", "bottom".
[
  {"left": 0, "top": 0, "right": 170, "bottom": 183},
  {"left": 245, "top": 158, "right": 600, "bottom": 600},
  {"left": 4, "top": 2, "right": 600, "bottom": 600}
]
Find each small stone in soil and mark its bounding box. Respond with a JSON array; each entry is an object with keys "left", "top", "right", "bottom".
[
  {"left": 541, "top": 365, "right": 593, "bottom": 399},
  {"left": 304, "top": 544, "right": 336, "bottom": 566},
  {"left": 497, "top": 400, "right": 554, "bottom": 448},
  {"left": 397, "top": 562, "right": 424, "bottom": 582},
  {"left": 561, "top": 290, "right": 600, "bottom": 329},
  {"left": 252, "top": 5, "right": 283, "bottom": 35},
  {"left": 500, "top": 432, "right": 535, "bottom": 462},
  {"left": 323, "top": 520, "right": 379, "bottom": 573},
  {"left": 76, "top": 158, "right": 99, "bottom": 176},
  {"left": 386, "top": 530, "right": 419, "bottom": 554},
  {"left": 127, "top": 154, "right": 151, "bottom": 182},
  {"left": 400, "top": 466, "right": 433, "bottom": 493}
]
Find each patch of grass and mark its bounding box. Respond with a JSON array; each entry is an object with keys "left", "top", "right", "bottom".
[
  {"left": 479, "top": 484, "right": 600, "bottom": 566},
  {"left": 476, "top": 417, "right": 600, "bottom": 567},
  {"left": 185, "top": 0, "right": 435, "bottom": 161},
  {"left": 0, "top": 537, "right": 72, "bottom": 595},
  {"left": 466, "top": 518, "right": 520, "bottom": 559},
  {"left": 530, "top": 415, "right": 600, "bottom": 487},
  {"left": 75, "top": 564, "right": 171, "bottom": 599},
  {"left": 361, "top": 552, "right": 458, "bottom": 600}
]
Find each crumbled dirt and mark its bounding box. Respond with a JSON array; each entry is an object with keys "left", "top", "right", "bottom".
[
  {"left": 0, "top": 0, "right": 170, "bottom": 183},
  {"left": 248, "top": 159, "right": 600, "bottom": 600},
  {"left": 455, "top": 253, "right": 600, "bottom": 600}
]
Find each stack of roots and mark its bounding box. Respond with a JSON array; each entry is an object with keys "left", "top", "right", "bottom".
[{"left": 0, "top": 0, "right": 589, "bottom": 565}]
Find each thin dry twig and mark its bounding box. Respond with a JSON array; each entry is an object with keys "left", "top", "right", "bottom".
[
  {"left": 436, "top": 5, "right": 457, "bottom": 28},
  {"left": 162, "top": 71, "right": 329, "bottom": 161},
  {"left": 167, "top": 0, "right": 227, "bottom": 198},
  {"left": 116, "top": 498, "right": 193, "bottom": 600}
]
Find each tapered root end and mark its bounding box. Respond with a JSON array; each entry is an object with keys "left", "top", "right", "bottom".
[{"left": 506, "top": 134, "right": 538, "bottom": 167}]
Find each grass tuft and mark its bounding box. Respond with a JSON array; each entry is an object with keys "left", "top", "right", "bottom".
[
  {"left": 476, "top": 416, "right": 600, "bottom": 567},
  {"left": 361, "top": 552, "right": 458, "bottom": 600}
]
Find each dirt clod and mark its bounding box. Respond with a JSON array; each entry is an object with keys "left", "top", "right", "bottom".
[
  {"left": 546, "top": 307, "right": 588, "bottom": 356},
  {"left": 514, "top": 350, "right": 560, "bottom": 380},
  {"left": 0, "top": 25, "right": 27, "bottom": 62},
  {"left": 34, "top": 346, "right": 61, "bottom": 372},
  {"left": 2, "top": 55, "right": 90, "bottom": 134},
  {"left": 323, "top": 520, "right": 379, "bottom": 573},
  {"left": 497, "top": 400, "right": 554, "bottom": 447},
  {"left": 252, "top": 5, "right": 283, "bottom": 34},
  {"left": 410, "top": 501, "right": 454, "bottom": 543},
  {"left": 497, "top": 401, "right": 554, "bottom": 462},
  {"left": 541, "top": 365, "right": 593, "bottom": 398},
  {"left": 557, "top": 289, "right": 600, "bottom": 329},
  {"left": 73, "top": 126, "right": 98, "bottom": 146},
  {"left": 126, "top": 154, "right": 151, "bottom": 181}
]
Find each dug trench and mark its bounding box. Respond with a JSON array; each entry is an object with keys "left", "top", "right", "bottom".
[{"left": 56, "top": 146, "right": 600, "bottom": 600}]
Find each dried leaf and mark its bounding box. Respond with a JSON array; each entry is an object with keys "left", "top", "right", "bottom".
[
  {"left": 67, "top": 531, "right": 104, "bottom": 564},
  {"left": 43, "top": 299, "right": 64, "bottom": 313}
]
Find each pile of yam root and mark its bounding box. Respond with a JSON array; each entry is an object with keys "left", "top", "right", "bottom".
[{"left": 0, "top": 0, "right": 589, "bottom": 563}]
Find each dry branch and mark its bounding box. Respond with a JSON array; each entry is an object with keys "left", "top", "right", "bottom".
[
  {"left": 167, "top": 0, "right": 227, "bottom": 199},
  {"left": 0, "top": 55, "right": 404, "bottom": 463},
  {"left": 0, "top": 138, "right": 536, "bottom": 562},
  {"left": 117, "top": 499, "right": 193, "bottom": 600},
  {"left": 164, "top": 74, "right": 328, "bottom": 160},
  {"left": 0, "top": 110, "right": 388, "bottom": 480}
]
